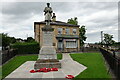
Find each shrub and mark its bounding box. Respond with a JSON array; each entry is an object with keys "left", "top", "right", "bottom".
[{"left": 10, "top": 42, "right": 40, "bottom": 54}]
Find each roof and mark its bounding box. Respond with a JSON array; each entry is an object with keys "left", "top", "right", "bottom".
[{"left": 34, "top": 21, "right": 80, "bottom": 27}]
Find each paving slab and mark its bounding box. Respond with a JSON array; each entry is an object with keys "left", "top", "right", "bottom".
[{"left": 5, "top": 54, "right": 87, "bottom": 79}]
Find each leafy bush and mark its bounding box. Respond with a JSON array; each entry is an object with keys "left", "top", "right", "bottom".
[{"left": 10, "top": 42, "right": 40, "bottom": 54}]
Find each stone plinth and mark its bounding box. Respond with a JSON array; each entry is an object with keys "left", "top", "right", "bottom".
[
  {"left": 34, "top": 59, "right": 61, "bottom": 69},
  {"left": 38, "top": 28, "right": 57, "bottom": 59},
  {"left": 34, "top": 27, "right": 61, "bottom": 69},
  {"left": 38, "top": 46, "right": 56, "bottom": 59}
]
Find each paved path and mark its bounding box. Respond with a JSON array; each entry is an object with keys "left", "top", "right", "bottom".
[{"left": 5, "top": 54, "right": 87, "bottom": 79}]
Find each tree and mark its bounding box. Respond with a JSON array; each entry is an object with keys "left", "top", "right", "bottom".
[
  {"left": 79, "top": 25, "right": 87, "bottom": 49},
  {"left": 67, "top": 17, "right": 78, "bottom": 25},
  {"left": 103, "top": 33, "right": 115, "bottom": 47},
  {"left": 1, "top": 33, "right": 17, "bottom": 50},
  {"left": 26, "top": 37, "right": 35, "bottom": 42},
  {"left": 9, "top": 37, "right": 16, "bottom": 43},
  {"left": 2, "top": 33, "right": 11, "bottom": 50}
]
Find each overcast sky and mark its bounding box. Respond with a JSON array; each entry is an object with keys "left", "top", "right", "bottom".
[{"left": 0, "top": 2, "right": 119, "bottom": 43}]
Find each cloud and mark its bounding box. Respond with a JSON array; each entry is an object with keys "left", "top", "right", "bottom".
[
  {"left": 2, "top": 2, "right": 44, "bottom": 15},
  {"left": 1, "top": 2, "right": 118, "bottom": 43},
  {"left": 86, "top": 32, "right": 101, "bottom": 43}
]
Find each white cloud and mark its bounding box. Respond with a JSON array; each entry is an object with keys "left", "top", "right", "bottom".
[{"left": 1, "top": 2, "right": 118, "bottom": 43}]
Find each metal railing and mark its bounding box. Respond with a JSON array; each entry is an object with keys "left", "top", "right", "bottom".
[
  {"left": 100, "top": 47, "right": 120, "bottom": 80},
  {"left": 2, "top": 49, "right": 17, "bottom": 64}
]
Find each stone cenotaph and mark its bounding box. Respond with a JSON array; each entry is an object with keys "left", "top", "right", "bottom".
[{"left": 34, "top": 3, "right": 61, "bottom": 69}]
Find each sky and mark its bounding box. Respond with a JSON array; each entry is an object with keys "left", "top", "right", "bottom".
[{"left": 0, "top": 1, "right": 119, "bottom": 43}]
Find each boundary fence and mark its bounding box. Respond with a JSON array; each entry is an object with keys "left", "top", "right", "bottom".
[
  {"left": 2, "top": 49, "right": 17, "bottom": 64},
  {"left": 100, "top": 47, "right": 120, "bottom": 80}
]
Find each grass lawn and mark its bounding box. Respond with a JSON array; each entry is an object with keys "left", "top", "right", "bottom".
[
  {"left": 2, "top": 54, "right": 62, "bottom": 79},
  {"left": 57, "top": 53, "right": 62, "bottom": 60},
  {"left": 70, "top": 53, "right": 112, "bottom": 78}
]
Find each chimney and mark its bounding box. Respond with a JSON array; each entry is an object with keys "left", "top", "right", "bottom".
[{"left": 52, "top": 13, "right": 56, "bottom": 21}]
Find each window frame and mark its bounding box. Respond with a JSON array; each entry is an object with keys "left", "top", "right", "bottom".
[
  {"left": 66, "top": 28, "right": 70, "bottom": 34},
  {"left": 73, "top": 28, "right": 77, "bottom": 35},
  {"left": 66, "top": 41, "right": 77, "bottom": 48},
  {"left": 58, "top": 28, "right": 62, "bottom": 34}
]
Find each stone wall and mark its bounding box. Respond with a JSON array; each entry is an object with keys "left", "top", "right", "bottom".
[{"left": 34, "top": 23, "right": 80, "bottom": 52}]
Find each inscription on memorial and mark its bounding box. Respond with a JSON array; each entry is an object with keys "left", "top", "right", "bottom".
[{"left": 43, "top": 31, "right": 53, "bottom": 46}]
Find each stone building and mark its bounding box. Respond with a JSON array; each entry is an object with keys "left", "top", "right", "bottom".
[{"left": 34, "top": 14, "right": 80, "bottom": 52}]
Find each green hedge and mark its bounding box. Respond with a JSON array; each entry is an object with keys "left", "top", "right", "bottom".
[{"left": 10, "top": 42, "right": 40, "bottom": 54}]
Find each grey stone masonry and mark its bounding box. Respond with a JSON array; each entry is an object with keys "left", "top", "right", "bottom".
[
  {"left": 34, "top": 59, "right": 61, "bottom": 69},
  {"left": 43, "top": 31, "right": 53, "bottom": 46},
  {"left": 38, "top": 30, "right": 57, "bottom": 60},
  {"left": 34, "top": 28, "right": 61, "bottom": 69}
]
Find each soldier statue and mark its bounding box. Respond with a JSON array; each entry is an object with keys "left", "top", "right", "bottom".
[{"left": 44, "top": 3, "right": 53, "bottom": 25}]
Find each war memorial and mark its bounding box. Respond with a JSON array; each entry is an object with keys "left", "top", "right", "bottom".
[{"left": 34, "top": 3, "right": 61, "bottom": 69}]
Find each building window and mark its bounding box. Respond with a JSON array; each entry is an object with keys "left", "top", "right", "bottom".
[
  {"left": 66, "top": 41, "right": 77, "bottom": 48},
  {"left": 53, "top": 43, "right": 56, "bottom": 46},
  {"left": 73, "top": 28, "right": 77, "bottom": 34},
  {"left": 58, "top": 28, "right": 62, "bottom": 34},
  {"left": 66, "top": 28, "right": 70, "bottom": 34}
]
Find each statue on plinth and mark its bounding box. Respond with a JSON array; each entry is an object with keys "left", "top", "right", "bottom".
[{"left": 34, "top": 3, "right": 61, "bottom": 69}]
